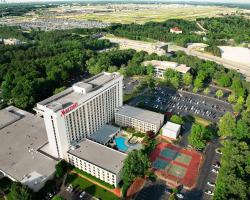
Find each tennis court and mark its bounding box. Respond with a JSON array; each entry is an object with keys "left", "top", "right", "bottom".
[
  {"left": 160, "top": 148, "right": 192, "bottom": 165},
  {"left": 151, "top": 142, "right": 203, "bottom": 188},
  {"left": 167, "top": 164, "right": 187, "bottom": 178},
  {"left": 153, "top": 158, "right": 169, "bottom": 170}
]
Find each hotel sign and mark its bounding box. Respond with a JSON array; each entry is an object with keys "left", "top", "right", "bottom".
[{"left": 61, "top": 102, "right": 78, "bottom": 117}]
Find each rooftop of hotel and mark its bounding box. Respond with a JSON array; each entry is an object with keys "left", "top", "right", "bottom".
[
  {"left": 88, "top": 124, "right": 120, "bottom": 145},
  {"left": 115, "top": 105, "right": 164, "bottom": 125},
  {"left": 36, "top": 72, "right": 122, "bottom": 112},
  {"left": 68, "top": 139, "right": 127, "bottom": 174},
  {"left": 143, "top": 60, "right": 191, "bottom": 74},
  {"left": 0, "top": 106, "right": 56, "bottom": 186}
]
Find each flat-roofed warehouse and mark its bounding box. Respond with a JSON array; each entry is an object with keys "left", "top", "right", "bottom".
[
  {"left": 115, "top": 105, "right": 164, "bottom": 133},
  {"left": 0, "top": 106, "right": 57, "bottom": 191},
  {"left": 67, "top": 139, "right": 127, "bottom": 187}
]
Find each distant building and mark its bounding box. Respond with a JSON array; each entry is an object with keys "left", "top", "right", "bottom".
[
  {"left": 104, "top": 37, "right": 168, "bottom": 56},
  {"left": 170, "top": 27, "right": 183, "bottom": 34},
  {"left": 142, "top": 60, "right": 191, "bottom": 78},
  {"left": 68, "top": 139, "right": 126, "bottom": 187},
  {"left": 162, "top": 121, "right": 181, "bottom": 139},
  {"left": 115, "top": 105, "right": 164, "bottom": 133},
  {"left": 3, "top": 38, "right": 22, "bottom": 45},
  {"left": 0, "top": 106, "right": 57, "bottom": 192}
]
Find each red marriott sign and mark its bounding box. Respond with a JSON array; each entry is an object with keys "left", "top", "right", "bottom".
[{"left": 60, "top": 102, "right": 78, "bottom": 117}]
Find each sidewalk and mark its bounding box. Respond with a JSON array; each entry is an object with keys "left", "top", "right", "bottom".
[{"left": 69, "top": 170, "right": 122, "bottom": 197}]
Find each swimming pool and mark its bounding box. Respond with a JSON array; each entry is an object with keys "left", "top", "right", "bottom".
[{"left": 115, "top": 137, "right": 128, "bottom": 152}]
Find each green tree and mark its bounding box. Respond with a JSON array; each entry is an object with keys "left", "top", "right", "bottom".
[
  {"left": 218, "top": 112, "right": 236, "bottom": 137},
  {"left": 188, "top": 124, "right": 207, "bottom": 150},
  {"left": 194, "top": 77, "right": 203, "bottom": 89},
  {"left": 146, "top": 64, "right": 155, "bottom": 75},
  {"left": 11, "top": 182, "right": 31, "bottom": 200},
  {"left": 122, "top": 150, "right": 150, "bottom": 190},
  {"left": 204, "top": 87, "right": 210, "bottom": 95},
  {"left": 215, "top": 89, "right": 224, "bottom": 99},
  {"left": 170, "top": 115, "right": 184, "bottom": 125},
  {"left": 108, "top": 66, "right": 118, "bottom": 73},
  {"left": 55, "top": 160, "right": 68, "bottom": 178},
  {"left": 182, "top": 72, "right": 193, "bottom": 86},
  {"left": 228, "top": 94, "right": 236, "bottom": 103},
  {"left": 246, "top": 94, "right": 250, "bottom": 111},
  {"left": 54, "top": 86, "right": 66, "bottom": 95},
  {"left": 163, "top": 69, "right": 181, "bottom": 88}
]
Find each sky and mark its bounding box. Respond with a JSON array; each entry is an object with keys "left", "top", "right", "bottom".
[{"left": 2, "top": 0, "right": 250, "bottom": 4}]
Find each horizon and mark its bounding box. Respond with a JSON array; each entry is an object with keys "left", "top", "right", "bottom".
[{"left": 1, "top": 0, "right": 250, "bottom": 5}]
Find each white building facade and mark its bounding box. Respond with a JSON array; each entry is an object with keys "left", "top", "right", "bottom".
[
  {"left": 35, "top": 72, "right": 123, "bottom": 159},
  {"left": 115, "top": 105, "right": 164, "bottom": 133},
  {"left": 67, "top": 139, "right": 126, "bottom": 187}
]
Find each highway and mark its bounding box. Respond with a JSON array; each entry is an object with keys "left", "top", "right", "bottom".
[{"left": 169, "top": 45, "right": 250, "bottom": 81}]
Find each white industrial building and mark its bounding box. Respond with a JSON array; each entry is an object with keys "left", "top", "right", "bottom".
[
  {"left": 143, "top": 60, "right": 191, "bottom": 78},
  {"left": 162, "top": 121, "right": 181, "bottom": 139},
  {"left": 115, "top": 105, "right": 164, "bottom": 133},
  {"left": 0, "top": 106, "right": 57, "bottom": 192},
  {"left": 68, "top": 139, "right": 126, "bottom": 187},
  {"left": 104, "top": 37, "right": 168, "bottom": 56},
  {"left": 35, "top": 72, "right": 123, "bottom": 160}
]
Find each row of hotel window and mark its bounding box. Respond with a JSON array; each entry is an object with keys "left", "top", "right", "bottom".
[
  {"left": 65, "top": 87, "right": 118, "bottom": 142},
  {"left": 68, "top": 155, "right": 116, "bottom": 185},
  {"left": 115, "top": 115, "right": 156, "bottom": 132}
]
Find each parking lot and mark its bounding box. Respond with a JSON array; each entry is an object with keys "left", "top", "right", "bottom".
[
  {"left": 57, "top": 184, "right": 94, "bottom": 200},
  {"left": 136, "top": 87, "right": 233, "bottom": 122},
  {"left": 123, "top": 77, "right": 141, "bottom": 94},
  {"left": 202, "top": 148, "right": 222, "bottom": 200}
]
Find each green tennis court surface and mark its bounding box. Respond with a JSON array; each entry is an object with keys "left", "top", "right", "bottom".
[
  {"left": 175, "top": 154, "right": 192, "bottom": 165},
  {"left": 160, "top": 148, "right": 192, "bottom": 165},
  {"left": 153, "top": 159, "right": 169, "bottom": 170},
  {"left": 166, "top": 164, "right": 187, "bottom": 178}
]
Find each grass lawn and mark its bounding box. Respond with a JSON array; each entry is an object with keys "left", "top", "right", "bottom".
[
  {"left": 193, "top": 116, "right": 213, "bottom": 127},
  {"left": 66, "top": 174, "right": 119, "bottom": 200}
]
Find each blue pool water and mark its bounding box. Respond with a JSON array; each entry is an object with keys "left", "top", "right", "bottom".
[{"left": 115, "top": 137, "right": 128, "bottom": 152}]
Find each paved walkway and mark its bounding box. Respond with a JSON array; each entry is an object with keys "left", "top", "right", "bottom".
[{"left": 69, "top": 170, "right": 122, "bottom": 197}]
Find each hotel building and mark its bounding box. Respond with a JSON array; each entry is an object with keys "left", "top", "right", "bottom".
[
  {"left": 143, "top": 60, "right": 191, "bottom": 78},
  {"left": 35, "top": 72, "right": 123, "bottom": 159},
  {"left": 68, "top": 139, "right": 126, "bottom": 187},
  {"left": 115, "top": 105, "right": 164, "bottom": 133}
]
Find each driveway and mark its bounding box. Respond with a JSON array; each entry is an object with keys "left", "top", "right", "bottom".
[{"left": 184, "top": 140, "right": 222, "bottom": 200}]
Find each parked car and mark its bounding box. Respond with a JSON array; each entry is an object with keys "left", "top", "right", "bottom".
[
  {"left": 215, "top": 148, "right": 222, "bottom": 154},
  {"left": 205, "top": 190, "right": 214, "bottom": 196},
  {"left": 79, "top": 191, "right": 86, "bottom": 198},
  {"left": 207, "top": 181, "right": 216, "bottom": 187},
  {"left": 213, "top": 161, "right": 221, "bottom": 168},
  {"left": 66, "top": 184, "right": 73, "bottom": 193},
  {"left": 211, "top": 168, "right": 219, "bottom": 174},
  {"left": 176, "top": 193, "right": 184, "bottom": 199}
]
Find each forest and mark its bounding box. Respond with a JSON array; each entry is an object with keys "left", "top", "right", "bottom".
[
  {"left": 0, "top": 4, "right": 56, "bottom": 18},
  {"left": 110, "top": 16, "right": 250, "bottom": 46}
]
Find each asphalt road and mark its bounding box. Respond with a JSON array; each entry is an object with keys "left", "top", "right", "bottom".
[{"left": 169, "top": 45, "right": 250, "bottom": 81}]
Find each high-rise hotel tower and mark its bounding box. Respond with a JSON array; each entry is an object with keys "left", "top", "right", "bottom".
[{"left": 35, "top": 72, "right": 123, "bottom": 159}]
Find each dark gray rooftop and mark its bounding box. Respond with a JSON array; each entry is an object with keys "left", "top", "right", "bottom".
[
  {"left": 88, "top": 125, "right": 120, "bottom": 145},
  {"left": 68, "top": 139, "right": 127, "bottom": 174}
]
